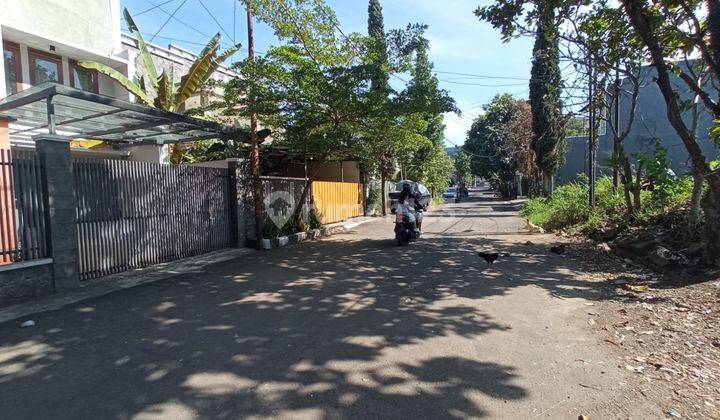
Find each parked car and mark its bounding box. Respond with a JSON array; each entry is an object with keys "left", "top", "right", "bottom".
[
  {"left": 389, "top": 180, "right": 431, "bottom": 213},
  {"left": 443, "top": 187, "right": 457, "bottom": 199}
]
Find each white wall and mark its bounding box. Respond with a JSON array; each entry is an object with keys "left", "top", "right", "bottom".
[{"left": 0, "top": 0, "right": 121, "bottom": 56}]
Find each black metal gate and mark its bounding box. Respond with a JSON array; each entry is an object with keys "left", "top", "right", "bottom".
[{"left": 74, "top": 158, "right": 232, "bottom": 280}]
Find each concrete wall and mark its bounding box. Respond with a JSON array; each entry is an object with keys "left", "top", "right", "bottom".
[
  {"left": 558, "top": 63, "right": 718, "bottom": 184},
  {"left": 0, "top": 260, "right": 53, "bottom": 306},
  {"left": 285, "top": 161, "right": 361, "bottom": 183}
]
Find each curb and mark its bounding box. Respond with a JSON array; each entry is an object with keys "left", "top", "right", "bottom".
[
  {"left": 526, "top": 220, "right": 546, "bottom": 233},
  {"left": 261, "top": 218, "right": 377, "bottom": 249}
]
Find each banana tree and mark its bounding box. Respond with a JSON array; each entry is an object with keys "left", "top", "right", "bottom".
[{"left": 78, "top": 8, "right": 240, "bottom": 160}]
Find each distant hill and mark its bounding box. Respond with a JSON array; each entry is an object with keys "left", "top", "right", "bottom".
[{"left": 446, "top": 146, "right": 460, "bottom": 158}]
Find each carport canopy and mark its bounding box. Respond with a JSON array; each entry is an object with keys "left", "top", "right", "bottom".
[{"left": 0, "top": 82, "right": 242, "bottom": 145}]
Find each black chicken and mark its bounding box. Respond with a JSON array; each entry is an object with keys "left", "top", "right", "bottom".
[
  {"left": 550, "top": 244, "right": 566, "bottom": 254},
  {"left": 478, "top": 251, "right": 499, "bottom": 265}
]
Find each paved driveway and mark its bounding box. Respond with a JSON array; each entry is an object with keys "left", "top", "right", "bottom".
[{"left": 0, "top": 191, "right": 658, "bottom": 419}]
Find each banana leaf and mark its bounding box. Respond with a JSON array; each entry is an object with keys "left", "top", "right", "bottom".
[
  {"left": 198, "top": 43, "right": 241, "bottom": 83},
  {"left": 77, "top": 61, "right": 152, "bottom": 106},
  {"left": 174, "top": 46, "right": 219, "bottom": 109},
  {"left": 198, "top": 33, "right": 222, "bottom": 59},
  {"left": 216, "top": 43, "right": 242, "bottom": 65},
  {"left": 177, "top": 43, "right": 241, "bottom": 109},
  {"left": 124, "top": 8, "right": 159, "bottom": 90},
  {"left": 154, "top": 71, "right": 172, "bottom": 111}
]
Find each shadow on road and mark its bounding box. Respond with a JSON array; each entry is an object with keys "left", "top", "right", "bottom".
[{"left": 0, "top": 205, "right": 611, "bottom": 418}]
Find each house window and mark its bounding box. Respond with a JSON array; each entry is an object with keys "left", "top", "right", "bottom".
[
  {"left": 3, "top": 41, "right": 22, "bottom": 95},
  {"left": 28, "top": 48, "right": 63, "bottom": 85},
  {"left": 69, "top": 60, "right": 98, "bottom": 93}
]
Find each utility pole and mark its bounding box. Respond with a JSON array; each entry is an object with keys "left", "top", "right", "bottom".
[
  {"left": 612, "top": 66, "right": 620, "bottom": 191},
  {"left": 587, "top": 53, "right": 596, "bottom": 208},
  {"left": 246, "top": 4, "right": 264, "bottom": 249}
]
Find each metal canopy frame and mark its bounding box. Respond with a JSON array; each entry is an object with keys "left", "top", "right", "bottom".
[{"left": 0, "top": 82, "right": 241, "bottom": 145}]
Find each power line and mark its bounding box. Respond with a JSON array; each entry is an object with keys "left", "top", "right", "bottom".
[
  {"left": 140, "top": 0, "right": 215, "bottom": 41},
  {"left": 434, "top": 70, "right": 528, "bottom": 80},
  {"left": 233, "top": 0, "right": 237, "bottom": 43},
  {"left": 437, "top": 79, "right": 528, "bottom": 88},
  {"left": 136, "top": 0, "right": 178, "bottom": 16},
  {"left": 149, "top": 0, "right": 188, "bottom": 43},
  {"left": 197, "top": 0, "right": 233, "bottom": 41}
]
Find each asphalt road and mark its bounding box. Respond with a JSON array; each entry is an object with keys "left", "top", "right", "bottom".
[{"left": 0, "top": 190, "right": 658, "bottom": 419}]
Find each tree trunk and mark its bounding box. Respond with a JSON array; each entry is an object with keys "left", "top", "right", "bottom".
[
  {"left": 247, "top": 7, "right": 264, "bottom": 249},
  {"left": 690, "top": 168, "right": 704, "bottom": 227},
  {"left": 380, "top": 171, "right": 387, "bottom": 216},
  {"left": 292, "top": 178, "right": 312, "bottom": 232},
  {"left": 702, "top": 188, "right": 720, "bottom": 265},
  {"left": 542, "top": 170, "right": 554, "bottom": 196},
  {"left": 632, "top": 160, "right": 643, "bottom": 213}
]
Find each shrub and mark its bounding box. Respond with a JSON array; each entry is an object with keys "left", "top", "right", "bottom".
[
  {"left": 521, "top": 176, "right": 626, "bottom": 233},
  {"left": 307, "top": 209, "right": 323, "bottom": 230},
  {"left": 521, "top": 173, "right": 695, "bottom": 235},
  {"left": 521, "top": 176, "right": 591, "bottom": 231}
]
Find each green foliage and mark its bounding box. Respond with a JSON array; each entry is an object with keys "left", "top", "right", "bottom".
[
  {"left": 528, "top": 2, "right": 565, "bottom": 180},
  {"left": 416, "top": 141, "right": 453, "bottom": 198},
  {"left": 464, "top": 94, "right": 532, "bottom": 197},
  {"left": 454, "top": 151, "right": 472, "bottom": 186},
  {"left": 367, "top": 0, "right": 389, "bottom": 94},
  {"left": 635, "top": 143, "right": 677, "bottom": 207},
  {"left": 307, "top": 209, "right": 323, "bottom": 230},
  {"left": 565, "top": 116, "right": 588, "bottom": 137},
  {"left": 262, "top": 216, "right": 299, "bottom": 239},
  {"left": 522, "top": 174, "right": 695, "bottom": 234}
]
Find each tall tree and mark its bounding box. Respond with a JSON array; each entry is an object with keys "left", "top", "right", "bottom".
[
  {"left": 528, "top": 2, "right": 565, "bottom": 195},
  {"left": 401, "top": 42, "right": 458, "bottom": 196},
  {"left": 477, "top": 0, "right": 720, "bottom": 263},
  {"left": 464, "top": 94, "right": 525, "bottom": 199},
  {"left": 367, "top": 0, "right": 390, "bottom": 94},
  {"left": 366, "top": 0, "right": 392, "bottom": 214}
]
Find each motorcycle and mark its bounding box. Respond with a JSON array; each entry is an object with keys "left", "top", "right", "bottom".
[{"left": 394, "top": 210, "right": 422, "bottom": 246}]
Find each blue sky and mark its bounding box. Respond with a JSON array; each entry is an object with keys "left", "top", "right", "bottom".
[{"left": 120, "top": 0, "right": 535, "bottom": 147}]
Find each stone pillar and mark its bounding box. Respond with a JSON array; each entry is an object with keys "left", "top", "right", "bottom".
[{"left": 34, "top": 134, "right": 79, "bottom": 291}]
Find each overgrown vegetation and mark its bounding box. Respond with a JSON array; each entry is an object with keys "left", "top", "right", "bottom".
[{"left": 522, "top": 172, "right": 695, "bottom": 237}]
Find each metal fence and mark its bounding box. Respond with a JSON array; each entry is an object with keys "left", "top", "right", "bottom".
[
  {"left": 0, "top": 150, "right": 47, "bottom": 264},
  {"left": 312, "top": 181, "right": 364, "bottom": 224},
  {"left": 74, "top": 158, "right": 233, "bottom": 280}
]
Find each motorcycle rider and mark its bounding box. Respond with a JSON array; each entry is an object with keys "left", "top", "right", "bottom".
[
  {"left": 399, "top": 185, "right": 422, "bottom": 235},
  {"left": 412, "top": 192, "right": 424, "bottom": 233}
]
